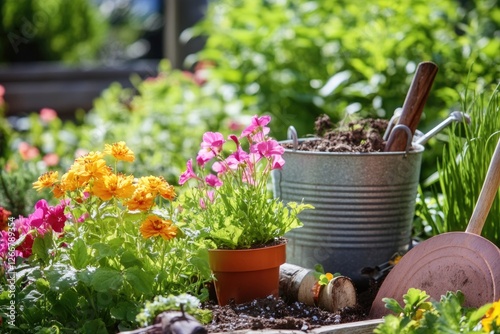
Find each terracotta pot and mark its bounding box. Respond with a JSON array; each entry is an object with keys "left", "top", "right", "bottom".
[{"left": 208, "top": 242, "right": 286, "bottom": 305}]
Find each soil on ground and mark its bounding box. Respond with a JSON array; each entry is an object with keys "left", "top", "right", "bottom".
[
  {"left": 282, "top": 115, "right": 389, "bottom": 153},
  {"left": 202, "top": 295, "right": 369, "bottom": 333}
]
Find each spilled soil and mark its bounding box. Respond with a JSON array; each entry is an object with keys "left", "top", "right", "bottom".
[
  {"left": 202, "top": 295, "right": 368, "bottom": 333},
  {"left": 201, "top": 273, "right": 386, "bottom": 333}
]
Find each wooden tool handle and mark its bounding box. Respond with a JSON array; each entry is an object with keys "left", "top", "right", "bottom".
[
  {"left": 385, "top": 62, "right": 438, "bottom": 152},
  {"left": 466, "top": 137, "right": 500, "bottom": 234}
]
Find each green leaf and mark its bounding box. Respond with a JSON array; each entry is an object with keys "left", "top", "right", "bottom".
[
  {"left": 58, "top": 288, "right": 79, "bottom": 311},
  {"left": 110, "top": 301, "right": 139, "bottom": 322},
  {"left": 82, "top": 319, "right": 108, "bottom": 334},
  {"left": 124, "top": 267, "right": 154, "bottom": 295},
  {"left": 92, "top": 243, "right": 114, "bottom": 259},
  {"left": 32, "top": 232, "right": 53, "bottom": 263},
  {"left": 71, "top": 238, "right": 90, "bottom": 269},
  {"left": 90, "top": 267, "right": 123, "bottom": 292},
  {"left": 76, "top": 267, "right": 96, "bottom": 286},
  {"left": 120, "top": 250, "right": 143, "bottom": 268},
  {"left": 382, "top": 297, "right": 404, "bottom": 315},
  {"left": 45, "top": 265, "right": 77, "bottom": 292}
]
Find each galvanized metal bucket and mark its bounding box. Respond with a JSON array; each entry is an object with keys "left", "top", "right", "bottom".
[{"left": 272, "top": 131, "right": 424, "bottom": 290}]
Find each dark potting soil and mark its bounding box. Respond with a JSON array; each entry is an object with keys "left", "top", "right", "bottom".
[
  {"left": 202, "top": 295, "right": 370, "bottom": 333},
  {"left": 202, "top": 281, "right": 382, "bottom": 333},
  {"left": 282, "top": 115, "right": 389, "bottom": 153}
]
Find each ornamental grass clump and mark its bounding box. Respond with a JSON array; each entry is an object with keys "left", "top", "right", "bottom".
[
  {"left": 0, "top": 142, "right": 211, "bottom": 332},
  {"left": 178, "top": 114, "right": 313, "bottom": 249}
]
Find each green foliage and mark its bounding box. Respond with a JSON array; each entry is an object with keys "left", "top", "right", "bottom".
[
  {"left": 418, "top": 85, "right": 500, "bottom": 246},
  {"left": 0, "top": 0, "right": 106, "bottom": 63},
  {"left": 375, "top": 288, "right": 494, "bottom": 334},
  {"left": 0, "top": 159, "right": 44, "bottom": 217},
  {"left": 192, "top": 0, "right": 500, "bottom": 179}
]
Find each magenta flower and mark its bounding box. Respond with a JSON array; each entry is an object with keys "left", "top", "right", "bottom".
[
  {"left": 230, "top": 146, "right": 250, "bottom": 163},
  {"left": 14, "top": 217, "right": 35, "bottom": 258},
  {"left": 205, "top": 174, "right": 223, "bottom": 188},
  {"left": 241, "top": 115, "right": 271, "bottom": 138},
  {"left": 251, "top": 140, "right": 285, "bottom": 158},
  {"left": 271, "top": 155, "right": 286, "bottom": 170},
  {"left": 207, "top": 190, "right": 215, "bottom": 203},
  {"left": 201, "top": 132, "right": 225, "bottom": 152},
  {"left": 199, "top": 197, "right": 206, "bottom": 209},
  {"left": 47, "top": 201, "right": 68, "bottom": 233},
  {"left": 77, "top": 213, "right": 90, "bottom": 223},
  {"left": 179, "top": 159, "right": 198, "bottom": 185},
  {"left": 228, "top": 134, "right": 240, "bottom": 147},
  {"left": 196, "top": 148, "right": 216, "bottom": 167},
  {"left": 0, "top": 231, "right": 9, "bottom": 259}
]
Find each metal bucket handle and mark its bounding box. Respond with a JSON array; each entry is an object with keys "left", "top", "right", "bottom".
[
  {"left": 287, "top": 126, "right": 299, "bottom": 151},
  {"left": 390, "top": 124, "right": 413, "bottom": 156}
]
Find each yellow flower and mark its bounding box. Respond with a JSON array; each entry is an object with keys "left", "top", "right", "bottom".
[
  {"left": 60, "top": 169, "right": 86, "bottom": 192},
  {"left": 139, "top": 214, "right": 177, "bottom": 240},
  {"left": 104, "top": 142, "right": 135, "bottom": 162},
  {"left": 63, "top": 151, "right": 110, "bottom": 190},
  {"left": 137, "top": 176, "right": 176, "bottom": 200},
  {"left": 33, "top": 171, "right": 59, "bottom": 191},
  {"left": 324, "top": 272, "right": 334, "bottom": 281},
  {"left": 126, "top": 187, "right": 155, "bottom": 211},
  {"left": 92, "top": 173, "right": 135, "bottom": 201},
  {"left": 482, "top": 300, "right": 500, "bottom": 332}
]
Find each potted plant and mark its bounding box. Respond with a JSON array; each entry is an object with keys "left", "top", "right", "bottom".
[{"left": 177, "top": 114, "right": 313, "bottom": 306}]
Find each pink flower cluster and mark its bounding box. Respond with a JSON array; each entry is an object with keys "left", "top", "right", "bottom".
[
  {"left": 179, "top": 115, "right": 285, "bottom": 188},
  {"left": 179, "top": 115, "right": 285, "bottom": 213},
  {"left": 0, "top": 199, "right": 68, "bottom": 259}
]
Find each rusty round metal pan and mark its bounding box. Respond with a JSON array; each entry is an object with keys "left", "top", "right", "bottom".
[{"left": 370, "top": 137, "right": 500, "bottom": 318}]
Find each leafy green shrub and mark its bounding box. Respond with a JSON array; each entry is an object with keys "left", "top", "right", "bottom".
[
  {"left": 0, "top": 0, "right": 106, "bottom": 63},
  {"left": 191, "top": 0, "right": 500, "bottom": 179},
  {"left": 79, "top": 61, "right": 248, "bottom": 183},
  {"left": 4, "top": 61, "right": 248, "bottom": 187}
]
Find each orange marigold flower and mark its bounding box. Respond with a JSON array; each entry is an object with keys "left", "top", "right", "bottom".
[
  {"left": 139, "top": 215, "right": 177, "bottom": 240},
  {"left": 126, "top": 187, "right": 155, "bottom": 211},
  {"left": 68, "top": 151, "right": 110, "bottom": 186},
  {"left": 104, "top": 142, "right": 135, "bottom": 162},
  {"left": 92, "top": 173, "right": 135, "bottom": 201},
  {"left": 52, "top": 183, "right": 65, "bottom": 198},
  {"left": 137, "top": 176, "right": 176, "bottom": 200},
  {"left": 33, "top": 171, "right": 59, "bottom": 191}
]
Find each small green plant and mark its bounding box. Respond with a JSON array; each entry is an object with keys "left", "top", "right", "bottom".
[
  {"left": 375, "top": 288, "right": 496, "bottom": 333},
  {"left": 135, "top": 294, "right": 212, "bottom": 327},
  {"left": 177, "top": 115, "right": 313, "bottom": 249}
]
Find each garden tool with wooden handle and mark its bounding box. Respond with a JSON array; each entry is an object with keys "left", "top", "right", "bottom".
[{"left": 384, "top": 61, "right": 438, "bottom": 152}]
